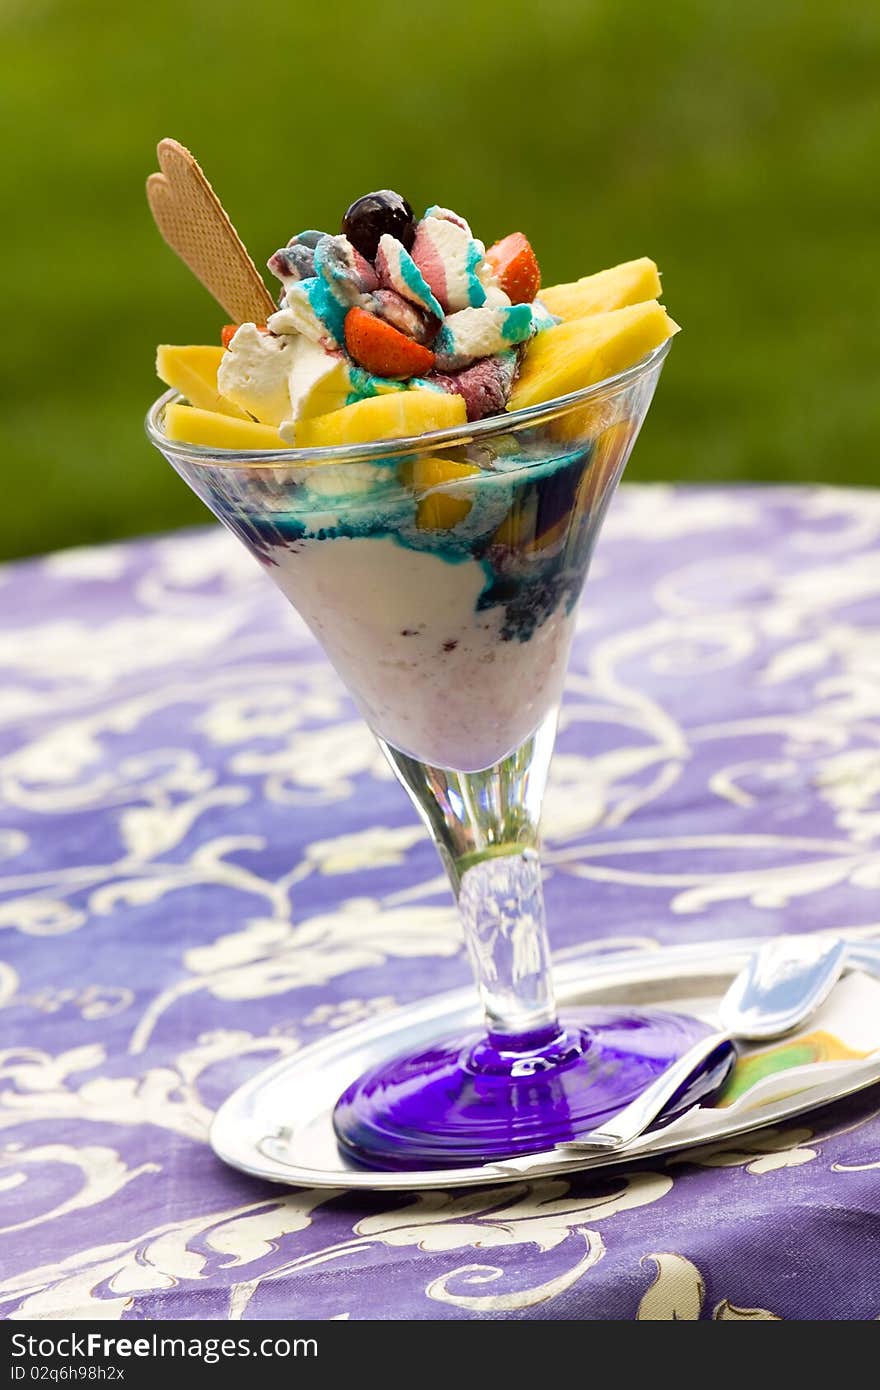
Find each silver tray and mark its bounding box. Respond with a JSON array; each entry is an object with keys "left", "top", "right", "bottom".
[{"left": 210, "top": 933, "right": 880, "bottom": 1191}]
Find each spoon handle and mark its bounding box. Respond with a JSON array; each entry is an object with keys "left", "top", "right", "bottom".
[{"left": 557, "top": 1030, "right": 733, "bottom": 1153}]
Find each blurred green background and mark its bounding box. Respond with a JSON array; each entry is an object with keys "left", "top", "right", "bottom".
[{"left": 2, "top": 0, "right": 878, "bottom": 561}]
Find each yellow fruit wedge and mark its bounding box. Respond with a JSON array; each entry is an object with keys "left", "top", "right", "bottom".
[
  {"left": 156, "top": 345, "right": 248, "bottom": 418},
  {"left": 540, "top": 258, "right": 662, "bottom": 321},
  {"left": 410, "top": 456, "right": 481, "bottom": 530},
  {"left": 509, "top": 301, "right": 679, "bottom": 413},
  {"left": 493, "top": 490, "right": 539, "bottom": 550},
  {"left": 576, "top": 418, "right": 640, "bottom": 511},
  {"left": 295, "top": 390, "right": 467, "bottom": 449},
  {"left": 164, "top": 402, "right": 292, "bottom": 451}
]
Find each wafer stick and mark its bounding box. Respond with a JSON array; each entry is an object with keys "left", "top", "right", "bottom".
[{"left": 147, "top": 138, "right": 276, "bottom": 324}]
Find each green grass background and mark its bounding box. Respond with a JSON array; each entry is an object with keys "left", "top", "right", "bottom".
[{"left": 1, "top": 0, "right": 878, "bottom": 561}]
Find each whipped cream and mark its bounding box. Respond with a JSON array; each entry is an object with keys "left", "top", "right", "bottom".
[
  {"left": 433, "top": 304, "right": 536, "bottom": 371},
  {"left": 217, "top": 325, "right": 294, "bottom": 426},
  {"left": 375, "top": 234, "right": 443, "bottom": 319},
  {"left": 281, "top": 337, "right": 353, "bottom": 435},
  {"left": 410, "top": 212, "right": 488, "bottom": 313}
]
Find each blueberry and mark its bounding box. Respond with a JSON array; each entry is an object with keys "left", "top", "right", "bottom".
[{"left": 341, "top": 190, "right": 415, "bottom": 262}]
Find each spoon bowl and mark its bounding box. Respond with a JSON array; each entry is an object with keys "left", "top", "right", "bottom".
[
  {"left": 719, "top": 935, "right": 848, "bottom": 1040},
  {"left": 559, "top": 934, "right": 848, "bottom": 1153}
]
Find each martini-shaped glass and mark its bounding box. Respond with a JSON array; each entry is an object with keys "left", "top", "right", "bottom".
[{"left": 148, "top": 340, "right": 721, "bottom": 1171}]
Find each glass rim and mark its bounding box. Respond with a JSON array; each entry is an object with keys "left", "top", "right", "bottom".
[{"left": 145, "top": 338, "right": 670, "bottom": 470}]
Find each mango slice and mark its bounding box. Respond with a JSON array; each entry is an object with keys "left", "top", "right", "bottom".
[
  {"left": 164, "top": 402, "right": 292, "bottom": 451},
  {"left": 156, "top": 345, "right": 248, "bottom": 418},
  {"left": 509, "top": 301, "right": 679, "bottom": 413},
  {"left": 540, "top": 258, "right": 662, "bottom": 321},
  {"left": 295, "top": 390, "right": 466, "bottom": 449},
  {"left": 410, "top": 456, "right": 481, "bottom": 530}
]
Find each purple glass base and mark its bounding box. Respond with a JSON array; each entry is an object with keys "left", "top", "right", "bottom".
[{"left": 333, "top": 1007, "right": 733, "bottom": 1171}]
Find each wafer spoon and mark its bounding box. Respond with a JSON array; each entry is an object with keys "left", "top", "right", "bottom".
[
  {"left": 557, "top": 934, "right": 848, "bottom": 1154},
  {"left": 146, "top": 138, "right": 276, "bottom": 324}
]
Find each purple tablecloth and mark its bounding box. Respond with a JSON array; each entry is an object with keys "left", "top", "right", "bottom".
[{"left": 2, "top": 485, "right": 879, "bottom": 1320}]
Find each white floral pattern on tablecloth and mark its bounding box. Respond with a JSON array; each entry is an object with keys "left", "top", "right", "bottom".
[{"left": 1, "top": 486, "right": 880, "bottom": 1320}]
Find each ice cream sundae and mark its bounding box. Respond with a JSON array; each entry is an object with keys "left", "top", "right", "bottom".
[
  {"left": 148, "top": 164, "right": 697, "bottom": 1172},
  {"left": 154, "top": 189, "right": 677, "bottom": 771}
]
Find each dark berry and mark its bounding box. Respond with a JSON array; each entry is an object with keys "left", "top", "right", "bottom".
[{"left": 341, "top": 190, "right": 415, "bottom": 261}]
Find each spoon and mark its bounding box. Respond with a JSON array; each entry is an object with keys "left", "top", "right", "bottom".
[{"left": 557, "top": 934, "right": 848, "bottom": 1154}]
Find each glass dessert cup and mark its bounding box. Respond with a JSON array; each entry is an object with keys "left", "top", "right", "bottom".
[{"left": 147, "top": 341, "right": 724, "bottom": 1171}]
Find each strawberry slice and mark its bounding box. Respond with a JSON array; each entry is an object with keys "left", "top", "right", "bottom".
[
  {"left": 344, "top": 307, "right": 436, "bottom": 379},
  {"left": 484, "top": 233, "right": 541, "bottom": 304},
  {"left": 221, "top": 323, "right": 268, "bottom": 348}
]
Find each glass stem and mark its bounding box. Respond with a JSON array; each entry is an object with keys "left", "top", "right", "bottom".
[{"left": 379, "top": 710, "right": 562, "bottom": 1045}]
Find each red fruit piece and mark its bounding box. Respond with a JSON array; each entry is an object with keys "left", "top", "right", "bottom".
[
  {"left": 222, "top": 323, "right": 268, "bottom": 348},
  {"left": 484, "top": 233, "right": 541, "bottom": 304},
  {"left": 344, "top": 307, "right": 436, "bottom": 380}
]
